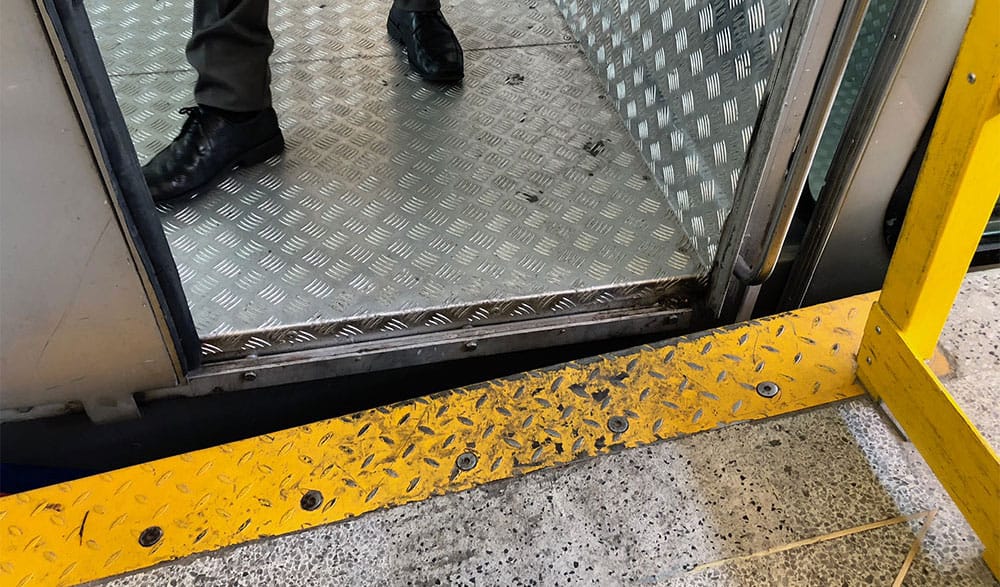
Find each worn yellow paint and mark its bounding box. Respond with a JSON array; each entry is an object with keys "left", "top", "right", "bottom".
[
  {"left": 858, "top": 0, "right": 1000, "bottom": 578},
  {"left": 0, "top": 294, "right": 874, "bottom": 586},
  {"left": 989, "top": 552, "right": 1000, "bottom": 583},
  {"left": 927, "top": 346, "right": 955, "bottom": 380},
  {"left": 858, "top": 306, "right": 1000, "bottom": 574},
  {"left": 877, "top": 0, "right": 1000, "bottom": 359}
]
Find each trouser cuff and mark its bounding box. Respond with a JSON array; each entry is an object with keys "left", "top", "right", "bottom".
[{"left": 393, "top": 0, "right": 441, "bottom": 11}]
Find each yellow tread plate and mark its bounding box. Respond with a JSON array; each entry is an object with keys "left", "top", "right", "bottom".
[{"left": 0, "top": 294, "right": 874, "bottom": 586}]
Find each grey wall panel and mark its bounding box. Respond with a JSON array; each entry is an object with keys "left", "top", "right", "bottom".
[
  {"left": 555, "top": 0, "right": 793, "bottom": 264},
  {"left": 0, "top": 0, "right": 178, "bottom": 416},
  {"left": 800, "top": 0, "right": 973, "bottom": 306}
]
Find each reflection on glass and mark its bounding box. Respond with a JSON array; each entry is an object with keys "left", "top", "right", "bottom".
[{"left": 808, "top": 0, "right": 898, "bottom": 196}]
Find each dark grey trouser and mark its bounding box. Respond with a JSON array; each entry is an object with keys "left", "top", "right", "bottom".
[{"left": 189, "top": 0, "right": 442, "bottom": 111}]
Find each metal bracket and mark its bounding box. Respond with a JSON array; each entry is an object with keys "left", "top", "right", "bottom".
[{"left": 81, "top": 394, "right": 141, "bottom": 423}]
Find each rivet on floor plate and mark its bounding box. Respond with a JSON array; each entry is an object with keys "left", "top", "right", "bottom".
[
  {"left": 607, "top": 415, "right": 629, "bottom": 434},
  {"left": 755, "top": 381, "right": 780, "bottom": 399},
  {"left": 456, "top": 452, "right": 479, "bottom": 471},
  {"left": 300, "top": 490, "right": 324, "bottom": 511},
  {"left": 138, "top": 526, "right": 163, "bottom": 548}
]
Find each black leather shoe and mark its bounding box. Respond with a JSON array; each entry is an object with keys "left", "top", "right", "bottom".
[
  {"left": 387, "top": 7, "right": 464, "bottom": 82},
  {"left": 142, "top": 106, "right": 284, "bottom": 202}
]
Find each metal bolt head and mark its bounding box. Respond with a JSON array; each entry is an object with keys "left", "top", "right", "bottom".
[
  {"left": 755, "top": 381, "right": 780, "bottom": 399},
  {"left": 300, "top": 490, "right": 323, "bottom": 511},
  {"left": 968, "top": 72, "right": 977, "bottom": 84},
  {"left": 138, "top": 526, "right": 163, "bottom": 548},
  {"left": 464, "top": 341, "right": 479, "bottom": 352},
  {"left": 242, "top": 371, "right": 257, "bottom": 382},
  {"left": 607, "top": 415, "right": 629, "bottom": 434},
  {"left": 875, "top": 326, "right": 881, "bottom": 334},
  {"left": 866, "top": 356, "right": 873, "bottom": 365},
  {"left": 455, "top": 451, "right": 479, "bottom": 471}
]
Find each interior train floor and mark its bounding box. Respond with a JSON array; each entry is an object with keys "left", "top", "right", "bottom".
[{"left": 87, "top": 0, "right": 705, "bottom": 359}]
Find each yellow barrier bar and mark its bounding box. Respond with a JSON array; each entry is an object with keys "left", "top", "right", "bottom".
[
  {"left": 877, "top": 0, "right": 1000, "bottom": 359},
  {"left": 859, "top": 306, "right": 1000, "bottom": 573},
  {"left": 858, "top": 0, "right": 1000, "bottom": 577},
  {"left": 0, "top": 294, "right": 873, "bottom": 586}
]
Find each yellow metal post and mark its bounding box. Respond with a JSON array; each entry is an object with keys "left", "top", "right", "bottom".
[
  {"left": 876, "top": 0, "right": 1000, "bottom": 359},
  {"left": 857, "top": 0, "right": 1000, "bottom": 576}
]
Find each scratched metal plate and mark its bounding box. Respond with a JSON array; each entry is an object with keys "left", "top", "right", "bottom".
[
  {"left": 555, "top": 0, "right": 793, "bottom": 263},
  {"left": 93, "top": 19, "right": 705, "bottom": 358}
]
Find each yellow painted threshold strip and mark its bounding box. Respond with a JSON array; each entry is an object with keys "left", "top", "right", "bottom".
[{"left": 0, "top": 294, "right": 874, "bottom": 586}]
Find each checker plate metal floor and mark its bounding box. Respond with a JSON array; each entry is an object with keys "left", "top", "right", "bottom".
[
  {"left": 88, "top": 0, "right": 705, "bottom": 359},
  {"left": 555, "top": 0, "right": 792, "bottom": 264}
]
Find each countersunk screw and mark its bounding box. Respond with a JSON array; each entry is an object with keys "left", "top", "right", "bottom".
[
  {"left": 242, "top": 371, "right": 257, "bottom": 382},
  {"left": 138, "top": 526, "right": 163, "bottom": 548},
  {"left": 456, "top": 452, "right": 479, "bottom": 471},
  {"left": 607, "top": 415, "right": 629, "bottom": 434},
  {"left": 756, "top": 381, "right": 780, "bottom": 399},
  {"left": 300, "top": 490, "right": 323, "bottom": 511},
  {"left": 968, "top": 72, "right": 977, "bottom": 84}
]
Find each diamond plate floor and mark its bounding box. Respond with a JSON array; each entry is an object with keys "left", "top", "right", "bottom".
[
  {"left": 556, "top": 0, "right": 793, "bottom": 263},
  {"left": 88, "top": 0, "right": 705, "bottom": 358}
]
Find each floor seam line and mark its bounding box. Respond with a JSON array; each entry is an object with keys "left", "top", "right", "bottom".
[{"left": 106, "top": 42, "right": 579, "bottom": 78}]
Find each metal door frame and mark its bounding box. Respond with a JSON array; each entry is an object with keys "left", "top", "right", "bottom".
[
  {"left": 707, "top": 0, "right": 870, "bottom": 319},
  {"left": 31, "top": 0, "right": 202, "bottom": 370},
  {"left": 1, "top": 0, "right": 197, "bottom": 423},
  {"left": 9, "top": 0, "right": 879, "bottom": 417},
  {"left": 778, "top": 0, "right": 975, "bottom": 309}
]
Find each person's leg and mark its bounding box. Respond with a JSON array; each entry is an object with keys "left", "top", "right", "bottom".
[
  {"left": 188, "top": 0, "right": 274, "bottom": 112},
  {"left": 392, "top": 0, "right": 440, "bottom": 10},
  {"left": 142, "top": 0, "right": 284, "bottom": 202},
  {"left": 387, "top": 0, "right": 464, "bottom": 82}
]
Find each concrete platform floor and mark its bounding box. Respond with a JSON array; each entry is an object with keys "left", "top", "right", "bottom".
[{"left": 98, "top": 270, "right": 1000, "bottom": 586}]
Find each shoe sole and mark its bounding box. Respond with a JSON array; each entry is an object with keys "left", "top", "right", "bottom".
[
  {"left": 153, "top": 134, "right": 285, "bottom": 203},
  {"left": 386, "top": 17, "right": 464, "bottom": 83}
]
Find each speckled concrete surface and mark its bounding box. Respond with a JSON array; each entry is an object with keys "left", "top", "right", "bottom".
[
  {"left": 97, "top": 271, "right": 999, "bottom": 587},
  {"left": 674, "top": 522, "right": 916, "bottom": 586},
  {"left": 938, "top": 270, "right": 1000, "bottom": 447}
]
